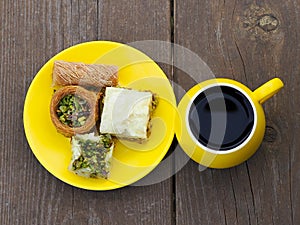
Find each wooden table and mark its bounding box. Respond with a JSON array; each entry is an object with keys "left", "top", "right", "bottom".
[{"left": 1, "top": 0, "right": 298, "bottom": 224}]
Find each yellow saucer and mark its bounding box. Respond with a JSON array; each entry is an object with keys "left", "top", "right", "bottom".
[{"left": 23, "top": 41, "right": 176, "bottom": 190}]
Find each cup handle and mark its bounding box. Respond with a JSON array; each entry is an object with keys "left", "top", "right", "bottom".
[{"left": 253, "top": 78, "right": 284, "bottom": 104}]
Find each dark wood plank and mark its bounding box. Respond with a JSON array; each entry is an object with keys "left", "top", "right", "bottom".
[
  {"left": 0, "top": 1, "right": 74, "bottom": 225},
  {"left": 175, "top": 0, "right": 299, "bottom": 224},
  {"left": 0, "top": 0, "right": 172, "bottom": 224}
]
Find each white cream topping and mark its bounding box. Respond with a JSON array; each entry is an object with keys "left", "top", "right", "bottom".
[{"left": 100, "top": 87, "right": 152, "bottom": 139}]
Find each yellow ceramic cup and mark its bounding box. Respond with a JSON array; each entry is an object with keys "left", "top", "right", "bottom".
[{"left": 176, "top": 78, "right": 284, "bottom": 168}]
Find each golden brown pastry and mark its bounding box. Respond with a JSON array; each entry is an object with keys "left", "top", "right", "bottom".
[
  {"left": 50, "top": 86, "right": 99, "bottom": 137},
  {"left": 52, "top": 60, "right": 118, "bottom": 88}
]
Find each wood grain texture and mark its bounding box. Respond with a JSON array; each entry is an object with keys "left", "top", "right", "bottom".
[
  {"left": 0, "top": 0, "right": 172, "bottom": 224},
  {"left": 174, "top": 0, "right": 299, "bottom": 225},
  {"left": 1, "top": 0, "right": 300, "bottom": 224}
]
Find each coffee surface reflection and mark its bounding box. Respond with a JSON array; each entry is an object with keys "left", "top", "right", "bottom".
[{"left": 188, "top": 86, "right": 255, "bottom": 151}]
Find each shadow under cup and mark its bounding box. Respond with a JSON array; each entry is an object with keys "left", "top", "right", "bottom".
[{"left": 188, "top": 85, "right": 255, "bottom": 151}]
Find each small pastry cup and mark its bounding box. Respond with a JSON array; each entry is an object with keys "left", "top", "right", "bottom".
[{"left": 50, "top": 86, "right": 99, "bottom": 137}]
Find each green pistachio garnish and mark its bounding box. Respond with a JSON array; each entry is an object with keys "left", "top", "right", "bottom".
[
  {"left": 71, "top": 134, "right": 113, "bottom": 178},
  {"left": 150, "top": 94, "right": 159, "bottom": 114},
  {"left": 56, "top": 94, "right": 91, "bottom": 127}
]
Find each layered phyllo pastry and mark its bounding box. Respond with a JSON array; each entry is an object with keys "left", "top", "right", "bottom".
[
  {"left": 52, "top": 60, "right": 118, "bottom": 88},
  {"left": 50, "top": 86, "right": 99, "bottom": 137},
  {"left": 69, "top": 133, "right": 114, "bottom": 179}
]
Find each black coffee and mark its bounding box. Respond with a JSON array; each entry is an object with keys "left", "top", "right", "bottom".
[{"left": 188, "top": 86, "right": 254, "bottom": 151}]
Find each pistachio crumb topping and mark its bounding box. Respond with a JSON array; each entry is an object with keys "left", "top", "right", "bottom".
[
  {"left": 71, "top": 134, "right": 113, "bottom": 179},
  {"left": 56, "top": 94, "right": 91, "bottom": 127}
]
